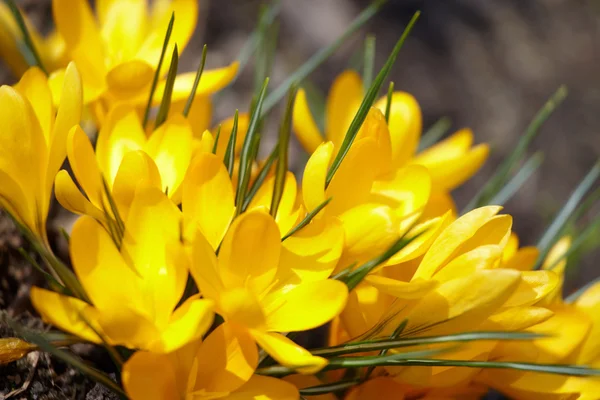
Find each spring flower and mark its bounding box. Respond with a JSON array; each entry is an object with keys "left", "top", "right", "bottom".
[
  {"left": 302, "top": 107, "right": 432, "bottom": 267},
  {"left": 190, "top": 209, "right": 347, "bottom": 372},
  {"left": 0, "top": 63, "right": 81, "bottom": 244},
  {"left": 48, "top": 0, "right": 238, "bottom": 118},
  {"left": 55, "top": 105, "right": 193, "bottom": 222},
  {"left": 0, "top": 3, "right": 67, "bottom": 77},
  {"left": 122, "top": 323, "right": 299, "bottom": 400},
  {"left": 31, "top": 186, "right": 214, "bottom": 353}
]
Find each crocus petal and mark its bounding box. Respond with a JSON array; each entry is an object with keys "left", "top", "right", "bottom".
[
  {"left": 277, "top": 217, "right": 344, "bottom": 287},
  {"left": 365, "top": 276, "right": 437, "bottom": 299},
  {"left": 170, "top": 96, "right": 213, "bottom": 139},
  {"left": 190, "top": 229, "right": 224, "bottom": 301},
  {"left": 0, "top": 169, "right": 34, "bottom": 231},
  {"left": 213, "top": 113, "right": 250, "bottom": 159},
  {"left": 502, "top": 270, "right": 559, "bottom": 308},
  {"left": 96, "top": 106, "right": 146, "bottom": 184},
  {"left": 67, "top": 126, "right": 104, "bottom": 208},
  {"left": 413, "top": 127, "right": 473, "bottom": 165},
  {"left": 30, "top": 287, "right": 102, "bottom": 344},
  {"left": 481, "top": 306, "right": 554, "bottom": 331},
  {"left": 156, "top": 297, "right": 214, "bottom": 353},
  {"left": 14, "top": 67, "right": 53, "bottom": 143},
  {"left": 327, "top": 137, "right": 379, "bottom": 216},
  {"left": 218, "top": 210, "right": 280, "bottom": 294},
  {"left": 302, "top": 141, "right": 334, "bottom": 213},
  {"left": 149, "top": 0, "right": 198, "bottom": 60},
  {"left": 192, "top": 322, "right": 257, "bottom": 394},
  {"left": 219, "top": 288, "right": 267, "bottom": 331},
  {"left": 54, "top": 170, "right": 105, "bottom": 221},
  {"left": 413, "top": 206, "right": 502, "bottom": 280},
  {"left": 432, "top": 245, "right": 503, "bottom": 282},
  {"left": 325, "top": 70, "right": 363, "bottom": 149},
  {"left": 252, "top": 331, "right": 328, "bottom": 374},
  {"left": 574, "top": 281, "right": 600, "bottom": 364},
  {"left": 356, "top": 107, "right": 393, "bottom": 174},
  {"left": 340, "top": 283, "right": 391, "bottom": 339},
  {"left": 292, "top": 89, "right": 324, "bottom": 154},
  {"left": 122, "top": 351, "right": 180, "bottom": 400},
  {"left": 227, "top": 375, "right": 299, "bottom": 400},
  {"left": 374, "top": 91, "right": 422, "bottom": 168},
  {"left": 422, "top": 190, "right": 457, "bottom": 220},
  {"left": 503, "top": 246, "right": 539, "bottom": 271},
  {"left": 346, "top": 377, "right": 405, "bottom": 400},
  {"left": 542, "top": 235, "right": 571, "bottom": 272},
  {"left": 98, "top": 0, "right": 148, "bottom": 62},
  {"left": 106, "top": 60, "right": 154, "bottom": 98},
  {"left": 145, "top": 114, "right": 193, "bottom": 200},
  {"left": 262, "top": 280, "right": 348, "bottom": 332},
  {"left": 70, "top": 216, "right": 146, "bottom": 314},
  {"left": 456, "top": 214, "right": 513, "bottom": 255},
  {"left": 0, "top": 3, "right": 29, "bottom": 76}
]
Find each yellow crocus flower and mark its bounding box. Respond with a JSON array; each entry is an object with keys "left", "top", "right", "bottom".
[
  {"left": 0, "top": 63, "right": 81, "bottom": 244},
  {"left": 122, "top": 323, "right": 299, "bottom": 400},
  {"left": 293, "top": 70, "right": 488, "bottom": 194},
  {"left": 55, "top": 105, "right": 193, "bottom": 221},
  {"left": 190, "top": 209, "right": 348, "bottom": 373},
  {"left": 31, "top": 186, "right": 214, "bottom": 353}
]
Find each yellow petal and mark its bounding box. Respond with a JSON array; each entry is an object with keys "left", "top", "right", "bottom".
[
  {"left": 325, "top": 70, "right": 363, "bottom": 149},
  {"left": 263, "top": 280, "right": 348, "bottom": 332},
  {"left": 413, "top": 128, "right": 473, "bottom": 165},
  {"left": 122, "top": 351, "right": 180, "bottom": 400},
  {"left": 481, "top": 306, "right": 554, "bottom": 331},
  {"left": 182, "top": 152, "right": 235, "bottom": 248},
  {"left": 227, "top": 375, "right": 299, "bottom": 400},
  {"left": 145, "top": 114, "right": 193, "bottom": 199},
  {"left": 292, "top": 89, "right": 324, "bottom": 153},
  {"left": 99, "top": 306, "right": 162, "bottom": 350},
  {"left": 54, "top": 170, "right": 105, "bottom": 221},
  {"left": 340, "top": 282, "right": 393, "bottom": 339},
  {"left": 96, "top": 106, "right": 146, "bottom": 183},
  {"left": 48, "top": 63, "right": 83, "bottom": 191},
  {"left": 219, "top": 288, "right": 267, "bottom": 331},
  {"left": 213, "top": 113, "right": 250, "bottom": 159},
  {"left": 365, "top": 276, "right": 436, "bottom": 299},
  {"left": 346, "top": 377, "right": 405, "bottom": 400},
  {"left": 67, "top": 125, "right": 104, "bottom": 208},
  {"left": 98, "top": 0, "right": 148, "bottom": 62},
  {"left": 14, "top": 67, "right": 53, "bottom": 143},
  {"left": 193, "top": 322, "right": 257, "bottom": 394},
  {"left": 574, "top": 281, "right": 600, "bottom": 363},
  {"left": 156, "top": 297, "right": 214, "bottom": 353},
  {"left": 70, "top": 216, "right": 145, "bottom": 314},
  {"left": 52, "top": 0, "right": 106, "bottom": 89},
  {"left": 30, "top": 287, "right": 102, "bottom": 343},
  {"left": 503, "top": 246, "right": 540, "bottom": 271},
  {"left": 112, "top": 150, "right": 162, "bottom": 216},
  {"left": 0, "top": 3, "right": 29, "bottom": 76},
  {"left": 413, "top": 206, "right": 502, "bottom": 280},
  {"left": 147, "top": 0, "right": 198, "bottom": 62},
  {"left": 0, "top": 337, "right": 36, "bottom": 364},
  {"left": 356, "top": 107, "right": 393, "bottom": 174},
  {"left": 432, "top": 245, "right": 503, "bottom": 282},
  {"left": 278, "top": 217, "right": 344, "bottom": 287},
  {"left": 421, "top": 190, "right": 457, "bottom": 220},
  {"left": 503, "top": 270, "right": 559, "bottom": 308},
  {"left": 252, "top": 331, "right": 328, "bottom": 374},
  {"left": 248, "top": 172, "right": 299, "bottom": 236},
  {"left": 190, "top": 228, "right": 224, "bottom": 301},
  {"left": 542, "top": 235, "right": 571, "bottom": 272},
  {"left": 106, "top": 60, "right": 154, "bottom": 98},
  {"left": 456, "top": 214, "right": 513, "bottom": 255},
  {"left": 218, "top": 210, "right": 280, "bottom": 294},
  {"left": 327, "top": 137, "right": 378, "bottom": 216},
  {"left": 170, "top": 96, "right": 212, "bottom": 139},
  {"left": 302, "top": 141, "right": 334, "bottom": 213},
  {"left": 374, "top": 91, "right": 422, "bottom": 168},
  {"left": 0, "top": 169, "right": 34, "bottom": 231}
]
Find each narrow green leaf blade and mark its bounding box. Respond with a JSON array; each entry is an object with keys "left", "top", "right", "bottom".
[
  {"left": 183, "top": 44, "right": 208, "bottom": 117},
  {"left": 362, "top": 34, "right": 376, "bottom": 88},
  {"left": 489, "top": 152, "right": 544, "bottom": 206},
  {"left": 281, "top": 197, "right": 332, "bottom": 241},
  {"left": 243, "top": 145, "right": 279, "bottom": 210},
  {"left": 154, "top": 45, "right": 179, "bottom": 129},
  {"left": 384, "top": 81, "right": 394, "bottom": 123},
  {"left": 224, "top": 110, "right": 239, "bottom": 177},
  {"left": 5, "top": 0, "right": 48, "bottom": 74}
]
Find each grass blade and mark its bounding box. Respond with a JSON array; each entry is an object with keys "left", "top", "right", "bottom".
[
  {"left": 363, "top": 34, "right": 376, "bottom": 88},
  {"left": 326, "top": 11, "right": 421, "bottom": 186},
  {"left": 489, "top": 152, "right": 544, "bottom": 206},
  {"left": 5, "top": 0, "right": 47, "bottom": 74},
  {"left": 142, "top": 13, "right": 174, "bottom": 128},
  {"left": 281, "top": 197, "right": 332, "bottom": 241},
  {"left": 384, "top": 81, "right": 394, "bottom": 123},
  {"left": 243, "top": 145, "right": 279, "bottom": 210},
  {"left": 261, "top": 0, "right": 387, "bottom": 115},
  {"left": 154, "top": 45, "right": 179, "bottom": 129},
  {"left": 535, "top": 161, "right": 600, "bottom": 269},
  {"left": 418, "top": 116, "right": 452, "bottom": 151},
  {"left": 224, "top": 110, "right": 239, "bottom": 177},
  {"left": 212, "top": 124, "right": 221, "bottom": 154},
  {"left": 463, "top": 85, "right": 568, "bottom": 212},
  {"left": 547, "top": 213, "right": 600, "bottom": 271},
  {"left": 183, "top": 44, "right": 208, "bottom": 117},
  {"left": 235, "top": 78, "right": 270, "bottom": 215},
  {"left": 270, "top": 85, "right": 297, "bottom": 218}
]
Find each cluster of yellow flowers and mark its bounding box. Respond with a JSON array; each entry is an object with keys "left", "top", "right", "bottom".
[{"left": 0, "top": 1, "right": 598, "bottom": 399}]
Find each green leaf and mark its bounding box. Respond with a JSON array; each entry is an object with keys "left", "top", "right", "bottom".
[
  {"left": 384, "top": 81, "right": 394, "bottom": 123},
  {"left": 10, "top": 321, "right": 127, "bottom": 398},
  {"left": 154, "top": 45, "right": 179, "bottom": 129},
  {"left": 364, "top": 319, "right": 407, "bottom": 379},
  {"left": 5, "top": 0, "right": 48, "bottom": 74},
  {"left": 243, "top": 145, "right": 279, "bottom": 210},
  {"left": 235, "top": 78, "right": 270, "bottom": 215},
  {"left": 362, "top": 34, "right": 376, "bottom": 89},
  {"left": 183, "top": 44, "right": 208, "bottom": 117},
  {"left": 418, "top": 116, "right": 452, "bottom": 151},
  {"left": 535, "top": 160, "right": 600, "bottom": 269},
  {"left": 566, "top": 275, "right": 600, "bottom": 303},
  {"left": 142, "top": 13, "right": 174, "bottom": 128},
  {"left": 261, "top": 0, "right": 387, "bottom": 115},
  {"left": 212, "top": 124, "right": 221, "bottom": 154},
  {"left": 224, "top": 110, "right": 239, "bottom": 177},
  {"left": 488, "top": 152, "right": 544, "bottom": 206},
  {"left": 270, "top": 85, "right": 298, "bottom": 218},
  {"left": 281, "top": 197, "right": 332, "bottom": 241},
  {"left": 463, "top": 85, "right": 568, "bottom": 213},
  {"left": 326, "top": 11, "right": 421, "bottom": 186}
]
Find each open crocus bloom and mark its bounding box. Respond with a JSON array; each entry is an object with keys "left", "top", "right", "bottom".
[
  {"left": 294, "top": 70, "right": 488, "bottom": 215},
  {"left": 48, "top": 0, "right": 238, "bottom": 123},
  {"left": 302, "top": 107, "right": 432, "bottom": 267},
  {"left": 0, "top": 63, "right": 81, "bottom": 244},
  {"left": 55, "top": 105, "right": 193, "bottom": 223},
  {"left": 191, "top": 209, "right": 347, "bottom": 373},
  {"left": 123, "top": 323, "right": 299, "bottom": 400},
  {"left": 31, "top": 186, "right": 214, "bottom": 353}
]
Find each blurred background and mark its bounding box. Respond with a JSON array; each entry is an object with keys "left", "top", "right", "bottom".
[{"left": 1, "top": 0, "right": 599, "bottom": 290}]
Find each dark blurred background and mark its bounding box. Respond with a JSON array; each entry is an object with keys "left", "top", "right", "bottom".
[{"left": 2, "top": 0, "right": 599, "bottom": 290}]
